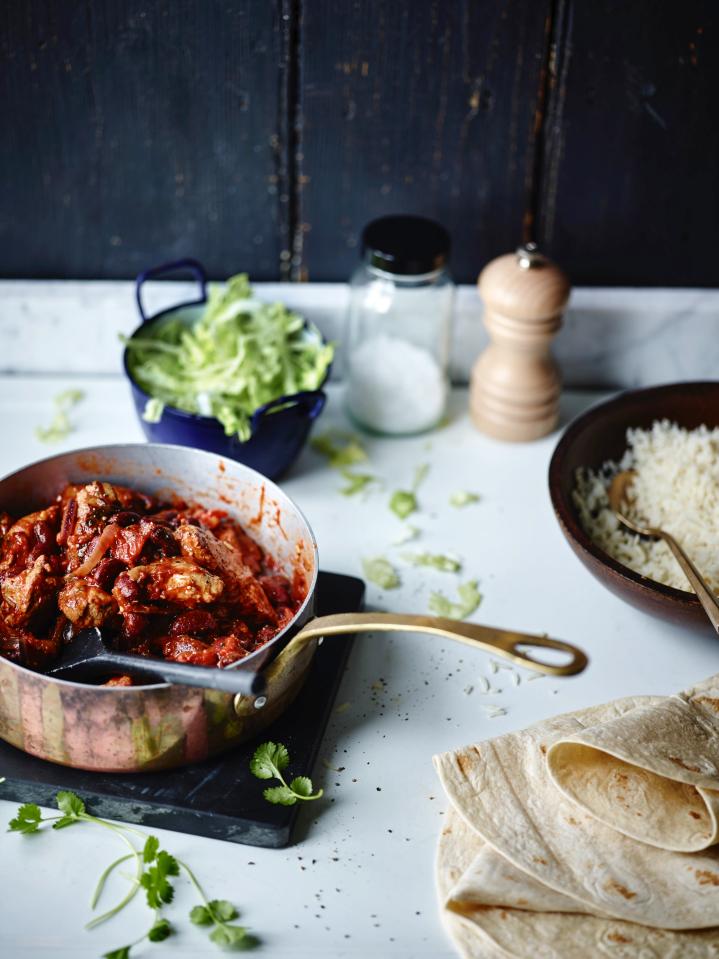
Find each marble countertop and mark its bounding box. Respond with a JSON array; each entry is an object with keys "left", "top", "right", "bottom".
[{"left": 2, "top": 369, "right": 719, "bottom": 959}]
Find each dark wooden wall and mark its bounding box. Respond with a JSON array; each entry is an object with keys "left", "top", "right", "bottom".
[{"left": 1, "top": 1, "right": 717, "bottom": 285}]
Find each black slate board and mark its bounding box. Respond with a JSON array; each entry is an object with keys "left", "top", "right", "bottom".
[{"left": 0, "top": 571, "right": 364, "bottom": 848}]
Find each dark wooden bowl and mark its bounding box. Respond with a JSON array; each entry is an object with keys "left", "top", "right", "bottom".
[{"left": 549, "top": 381, "right": 719, "bottom": 633}]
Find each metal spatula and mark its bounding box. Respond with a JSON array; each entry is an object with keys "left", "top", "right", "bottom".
[{"left": 46, "top": 626, "right": 265, "bottom": 695}]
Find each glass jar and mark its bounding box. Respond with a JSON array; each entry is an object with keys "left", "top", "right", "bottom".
[{"left": 345, "top": 215, "right": 454, "bottom": 435}]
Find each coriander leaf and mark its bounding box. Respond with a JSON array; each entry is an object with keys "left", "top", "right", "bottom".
[
  {"left": 429, "top": 579, "right": 483, "bottom": 620},
  {"left": 143, "top": 835, "right": 160, "bottom": 863},
  {"left": 289, "top": 776, "right": 314, "bottom": 798},
  {"left": 148, "top": 918, "right": 173, "bottom": 942},
  {"left": 263, "top": 785, "right": 297, "bottom": 806},
  {"left": 339, "top": 469, "right": 376, "bottom": 496},
  {"left": 209, "top": 900, "right": 239, "bottom": 922},
  {"left": 8, "top": 803, "right": 42, "bottom": 834},
  {"left": 389, "top": 490, "right": 417, "bottom": 520},
  {"left": 250, "top": 742, "right": 290, "bottom": 780},
  {"left": 141, "top": 850, "right": 179, "bottom": 909},
  {"left": 210, "top": 924, "right": 250, "bottom": 948},
  {"left": 56, "top": 791, "right": 85, "bottom": 818},
  {"left": 402, "top": 551, "right": 461, "bottom": 573},
  {"left": 449, "top": 490, "right": 480, "bottom": 508},
  {"left": 362, "top": 557, "right": 400, "bottom": 590},
  {"left": 52, "top": 815, "right": 80, "bottom": 831},
  {"left": 190, "top": 905, "right": 213, "bottom": 926},
  {"left": 103, "top": 947, "right": 131, "bottom": 959}
]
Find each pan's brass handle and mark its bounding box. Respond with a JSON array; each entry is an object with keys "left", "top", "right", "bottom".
[{"left": 290, "top": 612, "right": 587, "bottom": 677}]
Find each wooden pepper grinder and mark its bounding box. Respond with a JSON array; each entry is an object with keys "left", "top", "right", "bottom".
[{"left": 470, "top": 243, "right": 570, "bottom": 442}]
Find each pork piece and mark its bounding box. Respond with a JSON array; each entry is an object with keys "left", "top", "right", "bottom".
[
  {"left": 214, "top": 523, "right": 264, "bottom": 574},
  {"left": 111, "top": 519, "right": 180, "bottom": 566},
  {"left": 104, "top": 675, "right": 133, "bottom": 687},
  {"left": 113, "top": 558, "right": 225, "bottom": 613},
  {"left": 58, "top": 580, "right": 118, "bottom": 629},
  {"left": 0, "top": 506, "right": 61, "bottom": 573},
  {"left": 111, "top": 485, "right": 158, "bottom": 514},
  {"left": 74, "top": 482, "right": 122, "bottom": 536},
  {"left": 174, "top": 524, "right": 276, "bottom": 622},
  {"left": 211, "top": 631, "right": 254, "bottom": 667},
  {"left": 0, "top": 555, "right": 60, "bottom": 627},
  {"left": 64, "top": 482, "right": 123, "bottom": 569},
  {"left": 162, "top": 634, "right": 217, "bottom": 666},
  {"left": 181, "top": 507, "right": 264, "bottom": 574}
]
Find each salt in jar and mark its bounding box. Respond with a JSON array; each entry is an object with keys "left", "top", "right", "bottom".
[{"left": 345, "top": 215, "right": 454, "bottom": 435}]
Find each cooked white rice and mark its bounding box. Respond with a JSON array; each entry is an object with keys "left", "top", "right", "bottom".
[{"left": 573, "top": 420, "right": 719, "bottom": 593}]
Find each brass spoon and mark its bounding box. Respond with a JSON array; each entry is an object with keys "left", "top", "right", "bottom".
[{"left": 609, "top": 470, "right": 719, "bottom": 632}]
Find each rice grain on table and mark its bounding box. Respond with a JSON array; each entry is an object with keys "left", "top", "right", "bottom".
[{"left": 573, "top": 420, "right": 719, "bottom": 593}]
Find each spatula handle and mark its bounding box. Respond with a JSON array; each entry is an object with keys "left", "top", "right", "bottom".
[{"left": 95, "top": 651, "right": 265, "bottom": 696}]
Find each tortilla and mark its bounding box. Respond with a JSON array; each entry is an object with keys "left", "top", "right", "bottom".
[
  {"left": 437, "top": 806, "right": 719, "bottom": 959},
  {"left": 434, "top": 698, "right": 719, "bottom": 929},
  {"left": 547, "top": 677, "right": 719, "bottom": 852}
]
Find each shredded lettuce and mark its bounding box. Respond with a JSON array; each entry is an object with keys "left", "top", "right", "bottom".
[
  {"left": 362, "top": 557, "right": 400, "bottom": 590},
  {"left": 124, "top": 273, "right": 334, "bottom": 442},
  {"left": 402, "top": 552, "right": 462, "bottom": 573},
  {"left": 35, "top": 389, "right": 85, "bottom": 443},
  {"left": 311, "top": 430, "right": 367, "bottom": 468},
  {"left": 339, "top": 470, "right": 376, "bottom": 496},
  {"left": 392, "top": 524, "right": 420, "bottom": 545},
  {"left": 450, "top": 490, "right": 480, "bottom": 508},
  {"left": 389, "top": 490, "right": 417, "bottom": 520},
  {"left": 389, "top": 463, "right": 430, "bottom": 520},
  {"left": 429, "top": 580, "right": 482, "bottom": 620}
]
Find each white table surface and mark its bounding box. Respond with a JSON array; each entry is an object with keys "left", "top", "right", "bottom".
[{"left": 1, "top": 379, "right": 718, "bottom": 959}]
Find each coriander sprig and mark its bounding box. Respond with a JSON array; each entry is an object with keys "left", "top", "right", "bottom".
[
  {"left": 8, "top": 790, "right": 255, "bottom": 957},
  {"left": 250, "top": 742, "right": 323, "bottom": 806}
]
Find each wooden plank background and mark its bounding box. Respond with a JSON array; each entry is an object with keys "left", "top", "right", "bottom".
[{"left": 1, "top": 0, "right": 716, "bottom": 285}]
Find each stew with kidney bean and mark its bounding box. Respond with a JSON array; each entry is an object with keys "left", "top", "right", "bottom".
[{"left": 0, "top": 481, "right": 304, "bottom": 683}]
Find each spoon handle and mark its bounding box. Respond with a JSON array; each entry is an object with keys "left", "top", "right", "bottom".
[{"left": 661, "top": 532, "right": 719, "bottom": 633}]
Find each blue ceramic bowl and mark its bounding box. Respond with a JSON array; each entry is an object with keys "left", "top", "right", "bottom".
[{"left": 123, "top": 258, "right": 328, "bottom": 480}]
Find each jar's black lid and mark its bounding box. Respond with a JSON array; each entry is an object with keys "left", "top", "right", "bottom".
[{"left": 361, "top": 215, "right": 451, "bottom": 275}]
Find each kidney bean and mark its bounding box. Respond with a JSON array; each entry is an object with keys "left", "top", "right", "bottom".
[
  {"left": 258, "top": 574, "right": 292, "bottom": 608},
  {"left": 168, "top": 610, "right": 217, "bottom": 637},
  {"left": 114, "top": 572, "right": 142, "bottom": 605},
  {"left": 114, "top": 510, "right": 141, "bottom": 528},
  {"left": 86, "top": 557, "right": 126, "bottom": 591},
  {"left": 29, "top": 520, "right": 56, "bottom": 560},
  {"left": 122, "top": 611, "right": 148, "bottom": 639}
]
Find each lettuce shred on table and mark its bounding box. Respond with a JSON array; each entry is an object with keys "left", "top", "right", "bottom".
[
  {"left": 403, "top": 551, "right": 462, "bottom": 573},
  {"left": 362, "top": 557, "right": 401, "bottom": 590},
  {"left": 124, "top": 273, "right": 334, "bottom": 441},
  {"left": 428, "top": 580, "right": 482, "bottom": 619},
  {"left": 35, "top": 389, "right": 85, "bottom": 444}
]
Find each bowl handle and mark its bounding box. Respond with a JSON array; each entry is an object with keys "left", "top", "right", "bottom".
[
  {"left": 135, "top": 258, "right": 208, "bottom": 324},
  {"left": 250, "top": 390, "right": 327, "bottom": 431}
]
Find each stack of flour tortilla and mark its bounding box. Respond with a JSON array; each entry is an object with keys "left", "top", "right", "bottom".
[{"left": 434, "top": 675, "right": 719, "bottom": 957}]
